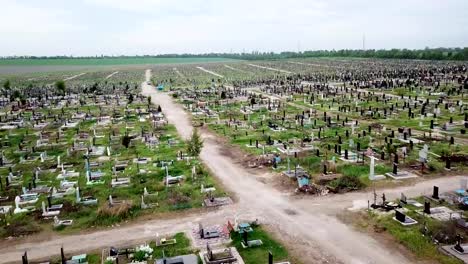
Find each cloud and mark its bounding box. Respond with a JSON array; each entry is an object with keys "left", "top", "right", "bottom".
[
  {"left": 0, "top": 0, "right": 466, "bottom": 56},
  {"left": 0, "top": 1, "right": 83, "bottom": 34}
]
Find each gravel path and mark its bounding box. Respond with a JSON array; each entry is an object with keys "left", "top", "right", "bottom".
[
  {"left": 196, "top": 66, "right": 224, "bottom": 78},
  {"left": 0, "top": 69, "right": 463, "bottom": 264}
]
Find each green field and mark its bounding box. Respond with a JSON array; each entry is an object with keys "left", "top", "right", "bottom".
[{"left": 0, "top": 57, "right": 238, "bottom": 66}]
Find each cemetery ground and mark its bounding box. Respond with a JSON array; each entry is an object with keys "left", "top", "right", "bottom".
[{"left": 0, "top": 58, "right": 467, "bottom": 264}]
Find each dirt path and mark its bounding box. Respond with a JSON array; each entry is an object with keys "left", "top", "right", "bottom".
[
  {"left": 247, "top": 64, "right": 294, "bottom": 74},
  {"left": 196, "top": 66, "right": 224, "bottom": 78},
  {"left": 288, "top": 61, "right": 330, "bottom": 68},
  {"left": 2, "top": 69, "right": 463, "bottom": 264},
  {"left": 105, "top": 71, "right": 119, "bottom": 79},
  {"left": 173, "top": 67, "right": 185, "bottom": 78},
  {"left": 63, "top": 72, "right": 86, "bottom": 81},
  {"left": 141, "top": 69, "right": 417, "bottom": 264},
  {"left": 224, "top": 64, "right": 245, "bottom": 72}
]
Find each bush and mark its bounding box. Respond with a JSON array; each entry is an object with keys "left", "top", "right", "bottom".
[
  {"left": 3, "top": 216, "right": 42, "bottom": 237},
  {"left": 330, "top": 174, "right": 365, "bottom": 190}
]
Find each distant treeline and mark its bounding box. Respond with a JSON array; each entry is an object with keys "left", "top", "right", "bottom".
[{"left": 2, "top": 47, "right": 468, "bottom": 61}]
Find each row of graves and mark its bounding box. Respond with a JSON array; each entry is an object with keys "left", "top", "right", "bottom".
[
  {"left": 17, "top": 220, "right": 290, "bottom": 264},
  {"left": 0, "top": 83, "right": 230, "bottom": 238},
  {"left": 176, "top": 81, "right": 467, "bottom": 196},
  {"left": 165, "top": 60, "right": 466, "bottom": 196},
  {"left": 257, "top": 75, "right": 467, "bottom": 180},
  {"left": 367, "top": 180, "right": 468, "bottom": 263}
]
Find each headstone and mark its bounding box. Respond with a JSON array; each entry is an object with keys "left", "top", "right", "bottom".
[
  {"left": 369, "top": 156, "right": 375, "bottom": 180},
  {"left": 432, "top": 186, "right": 439, "bottom": 200},
  {"left": 424, "top": 201, "right": 431, "bottom": 214},
  {"left": 395, "top": 210, "right": 406, "bottom": 223}
]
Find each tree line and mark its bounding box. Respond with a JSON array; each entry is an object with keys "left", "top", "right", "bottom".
[{"left": 1, "top": 47, "right": 467, "bottom": 61}]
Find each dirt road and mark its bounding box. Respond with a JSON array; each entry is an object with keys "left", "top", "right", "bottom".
[
  {"left": 0, "top": 69, "right": 463, "bottom": 264},
  {"left": 196, "top": 66, "right": 224, "bottom": 78},
  {"left": 142, "top": 69, "right": 454, "bottom": 264}
]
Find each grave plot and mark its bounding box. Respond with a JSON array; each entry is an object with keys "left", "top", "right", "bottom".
[
  {"left": 101, "top": 233, "right": 198, "bottom": 264},
  {"left": 18, "top": 232, "right": 199, "bottom": 264},
  {"left": 18, "top": 247, "right": 95, "bottom": 264},
  {"left": 169, "top": 58, "right": 467, "bottom": 196},
  {"left": 355, "top": 182, "right": 468, "bottom": 264},
  {"left": 227, "top": 220, "right": 291, "bottom": 264},
  {"left": 16, "top": 221, "right": 294, "bottom": 264},
  {"left": 0, "top": 70, "right": 227, "bottom": 239}
]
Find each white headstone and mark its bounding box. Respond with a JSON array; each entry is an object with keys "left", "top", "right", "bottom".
[
  {"left": 15, "top": 196, "right": 20, "bottom": 210},
  {"left": 369, "top": 156, "right": 375, "bottom": 180},
  {"left": 419, "top": 144, "right": 429, "bottom": 162}
]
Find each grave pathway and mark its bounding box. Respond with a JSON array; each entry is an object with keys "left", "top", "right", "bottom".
[
  {"left": 247, "top": 63, "right": 294, "bottom": 74},
  {"left": 196, "top": 66, "right": 224, "bottom": 78},
  {"left": 224, "top": 64, "right": 245, "bottom": 72},
  {"left": 105, "top": 71, "right": 119, "bottom": 79},
  {"left": 141, "top": 69, "right": 415, "bottom": 264},
  {"left": 1, "top": 70, "right": 463, "bottom": 264},
  {"left": 63, "top": 72, "right": 86, "bottom": 81},
  {"left": 288, "top": 61, "right": 330, "bottom": 68},
  {"left": 173, "top": 67, "right": 185, "bottom": 78}
]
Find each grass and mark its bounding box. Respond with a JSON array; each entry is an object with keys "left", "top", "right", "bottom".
[
  {"left": 151, "top": 232, "right": 197, "bottom": 259},
  {"left": 361, "top": 210, "right": 463, "bottom": 264},
  {"left": 0, "top": 57, "right": 238, "bottom": 66},
  {"left": 230, "top": 225, "right": 289, "bottom": 264}
]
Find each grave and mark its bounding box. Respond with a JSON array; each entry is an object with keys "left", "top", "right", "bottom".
[
  {"left": 368, "top": 156, "right": 386, "bottom": 181},
  {"left": 393, "top": 210, "right": 418, "bottom": 226},
  {"left": 201, "top": 244, "right": 238, "bottom": 264}
]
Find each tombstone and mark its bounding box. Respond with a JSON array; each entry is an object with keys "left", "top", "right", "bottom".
[
  {"left": 268, "top": 251, "right": 273, "bottom": 264},
  {"left": 424, "top": 201, "right": 431, "bottom": 214},
  {"left": 419, "top": 145, "right": 429, "bottom": 163},
  {"left": 455, "top": 234, "right": 464, "bottom": 253},
  {"left": 22, "top": 252, "right": 28, "bottom": 264},
  {"left": 369, "top": 156, "right": 375, "bottom": 180},
  {"left": 242, "top": 230, "right": 248, "bottom": 245},
  {"left": 400, "top": 193, "right": 407, "bottom": 204},
  {"left": 393, "top": 163, "right": 398, "bottom": 175},
  {"left": 450, "top": 137, "right": 454, "bottom": 145},
  {"left": 432, "top": 186, "right": 439, "bottom": 200},
  {"left": 395, "top": 210, "right": 406, "bottom": 223}
]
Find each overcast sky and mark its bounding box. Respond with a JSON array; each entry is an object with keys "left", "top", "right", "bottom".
[{"left": 0, "top": 0, "right": 467, "bottom": 56}]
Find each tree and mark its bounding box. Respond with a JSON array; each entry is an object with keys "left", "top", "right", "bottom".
[
  {"left": 3, "top": 80, "right": 10, "bottom": 90},
  {"left": 2, "top": 80, "right": 11, "bottom": 97},
  {"left": 187, "top": 129, "right": 203, "bottom": 157},
  {"left": 55, "top": 81, "right": 66, "bottom": 95}
]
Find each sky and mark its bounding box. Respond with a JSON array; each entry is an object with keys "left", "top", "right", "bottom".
[{"left": 0, "top": 0, "right": 467, "bottom": 56}]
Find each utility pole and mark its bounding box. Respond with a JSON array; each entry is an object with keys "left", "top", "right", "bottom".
[{"left": 362, "top": 34, "right": 366, "bottom": 51}]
